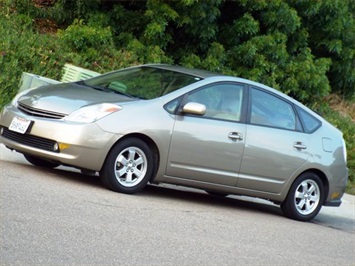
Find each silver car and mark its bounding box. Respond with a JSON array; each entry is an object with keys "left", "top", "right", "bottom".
[{"left": 0, "top": 64, "right": 348, "bottom": 221}]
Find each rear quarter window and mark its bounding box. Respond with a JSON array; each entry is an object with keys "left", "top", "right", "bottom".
[{"left": 296, "top": 106, "right": 321, "bottom": 133}]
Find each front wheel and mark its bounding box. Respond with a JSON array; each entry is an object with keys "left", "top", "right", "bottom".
[
  {"left": 281, "top": 172, "right": 324, "bottom": 221},
  {"left": 100, "top": 138, "right": 154, "bottom": 194}
]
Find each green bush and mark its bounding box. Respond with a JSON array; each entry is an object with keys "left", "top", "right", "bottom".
[
  {"left": 1, "top": 0, "right": 354, "bottom": 194},
  {"left": 58, "top": 19, "right": 113, "bottom": 52},
  {"left": 0, "top": 7, "right": 159, "bottom": 108},
  {"left": 0, "top": 11, "right": 62, "bottom": 108},
  {"left": 315, "top": 101, "right": 355, "bottom": 194}
]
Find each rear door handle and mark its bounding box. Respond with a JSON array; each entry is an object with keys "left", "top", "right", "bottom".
[
  {"left": 293, "top": 142, "right": 307, "bottom": 150},
  {"left": 228, "top": 132, "right": 243, "bottom": 141}
]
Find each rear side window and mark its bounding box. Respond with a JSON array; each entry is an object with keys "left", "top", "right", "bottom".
[
  {"left": 296, "top": 106, "right": 321, "bottom": 133},
  {"left": 250, "top": 88, "right": 296, "bottom": 130}
]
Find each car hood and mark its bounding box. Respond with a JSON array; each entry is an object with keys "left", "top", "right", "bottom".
[{"left": 18, "top": 82, "right": 135, "bottom": 115}]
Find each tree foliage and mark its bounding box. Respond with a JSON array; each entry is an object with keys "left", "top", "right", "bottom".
[
  {"left": 0, "top": 0, "right": 354, "bottom": 190},
  {"left": 3, "top": 0, "right": 355, "bottom": 102},
  {"left": 289, "top": 0, "right": 355, "bottom": 97}
]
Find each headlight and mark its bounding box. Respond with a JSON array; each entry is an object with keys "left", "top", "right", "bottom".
[{"left": 64, "top": 103, "right": 122, "bottom": 123}]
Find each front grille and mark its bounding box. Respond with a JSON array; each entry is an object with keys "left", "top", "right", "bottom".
[
  {"left": 18, "top": 102, "right": 66, "bottom": 119},
  {"left": 1, "top": 127, "right": 59, "bottom": 152}
]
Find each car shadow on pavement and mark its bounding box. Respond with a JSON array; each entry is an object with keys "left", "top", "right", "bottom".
[
  {"left": 43, "top": 165, "right": 284, "bottom": 219},
  {"left": 20, "top": 163, "right": 104, "bottom": 189},
  {"left": 312, "top": 213, "right": 355, "bottom": 233},
  {"left": 16, "top": 162, "right": 354, "bottom": 229},
  {"left": 141, "top": 184, "right": 284, "bottom": 218}
]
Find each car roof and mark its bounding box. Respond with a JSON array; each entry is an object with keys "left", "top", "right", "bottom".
[
  {"left": 141, "top": 64, "right": 222, "bottom": 79},
  {"left": 129, "top": 64, "right": 328, "bottom": 123}
]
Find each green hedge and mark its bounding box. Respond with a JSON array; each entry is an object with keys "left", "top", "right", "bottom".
[{"left": 0, "top": 1, "right": 354, "bottom": 193}]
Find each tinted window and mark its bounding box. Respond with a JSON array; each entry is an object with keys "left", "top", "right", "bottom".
[
  {"left": 164, "top": 98, "right": 181, "bottom": 114},
  {"left": 250, "top": 88, "right": 296, "bottom": 130},
  {"left": 186, "top": 83, "right": 244, "bottom": 122},
  {"left": 83, "top": 67, "right": 201, "bottom": 100},
  {"left": 296, "top": 106, "right": 321, "bottom": 133}
]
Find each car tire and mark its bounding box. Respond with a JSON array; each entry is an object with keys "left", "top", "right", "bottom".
[
  {"left": 100, "top": 138, "right": 154, "bottom": 194},
  {"left": 24, "top": 154, "right": 60, "bottom": 168},
  {"left": 281, "top": 172, "right": 324, "bottom": 221}
]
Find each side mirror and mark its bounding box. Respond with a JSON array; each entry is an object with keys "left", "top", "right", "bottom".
[{"left": 182, "top": 102, "right": 206, "bottom": 116}]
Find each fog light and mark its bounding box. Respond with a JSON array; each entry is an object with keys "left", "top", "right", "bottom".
[
  {"left": 53, "top": 143, "right": 59, "bottom": 152},
  {"left": 59, "top": 143, "right": 70, "bottom": 151},
  {"left": 0, "top": 127, "right": 3, "bottom": 135}
]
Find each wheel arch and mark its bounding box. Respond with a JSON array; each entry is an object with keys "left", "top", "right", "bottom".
[
  {"left": 281, "top": 169, "right": 328, "bottom": 221},
  {"left": 102, "top": 133, "right": 160, "bottom": 182},
  {"left": 292, "top": 168, "right": 329, "bottom": 205}
]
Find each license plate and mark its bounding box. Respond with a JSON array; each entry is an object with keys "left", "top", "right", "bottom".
[{"left": 9, "top": 116, "right": 32, "bottom": 134}]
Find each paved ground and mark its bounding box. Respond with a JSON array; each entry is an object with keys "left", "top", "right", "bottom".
[
  {"left": 1, "top": 143, "right": 354, "bottom": 230},
  {"left": 1, "top": 144, "right": 354, "bottom": 265}
]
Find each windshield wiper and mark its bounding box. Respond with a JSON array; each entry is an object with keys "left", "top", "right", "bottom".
[
  {"left": 129, "top": 94, "right": 146, "bottom": 99},
  {"left": 78, "top": 81, "right": 139, "bottom": 99},
  {"left": 78, "top": 81, "right": 107, "bottom": 91},
  {"left": 105, "top": 87, "right": 135, "bottom": 98}
]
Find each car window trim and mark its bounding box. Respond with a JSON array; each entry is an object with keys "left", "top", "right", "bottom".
[
  {"left": 294, "top": 105, "right": 322, "bottom": 133},
  {"left": 246, "top": 86, "right": 305, "bottom": 132},
  {"left": 175, "top": 81, "right": 248, "bottom": 123}
]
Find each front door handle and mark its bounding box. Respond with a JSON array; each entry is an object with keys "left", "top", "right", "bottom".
[
  {"left": 293, "top": 142, "right": 307, "bottom": 150},
  {"left": 228, "top": 132, "right": 243, "bottom": 141}
]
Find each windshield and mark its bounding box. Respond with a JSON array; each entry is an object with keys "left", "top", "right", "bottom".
[{"left": 82, "top": 66, "right": 202, "bottom": 100}]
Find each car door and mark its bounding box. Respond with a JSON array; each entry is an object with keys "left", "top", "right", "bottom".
[
  {"left": 237, "top": 87, "right": 310, "bottom": 193},
  {"left": 166, "top": 83, "right": 246, "bottom": 186}
]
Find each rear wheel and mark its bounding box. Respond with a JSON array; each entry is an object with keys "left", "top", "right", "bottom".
[
  {"left": 281, "top": 172, "right": 324, "bottom": 221},
  {"left": 24, "top": 154, "right": 60, "bottom": 168},
  {"left": 100, "top": 138, "right": 154, "bottom": 194}
]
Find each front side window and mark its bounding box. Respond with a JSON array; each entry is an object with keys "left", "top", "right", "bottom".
[
  {"left": 185, "top": 83, "right": 244, "bottom": 122},
  {"left": 250, "top": 88, "right": 296, "bottom": 130}
]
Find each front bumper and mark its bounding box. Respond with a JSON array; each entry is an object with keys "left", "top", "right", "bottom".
[{"left": 0, "top": 105, "right": 121, "bottom": 171}]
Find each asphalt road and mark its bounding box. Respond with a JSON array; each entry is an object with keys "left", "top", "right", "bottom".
[{"left": 0, "top": 144, "right": 354, "bottom": 265}]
